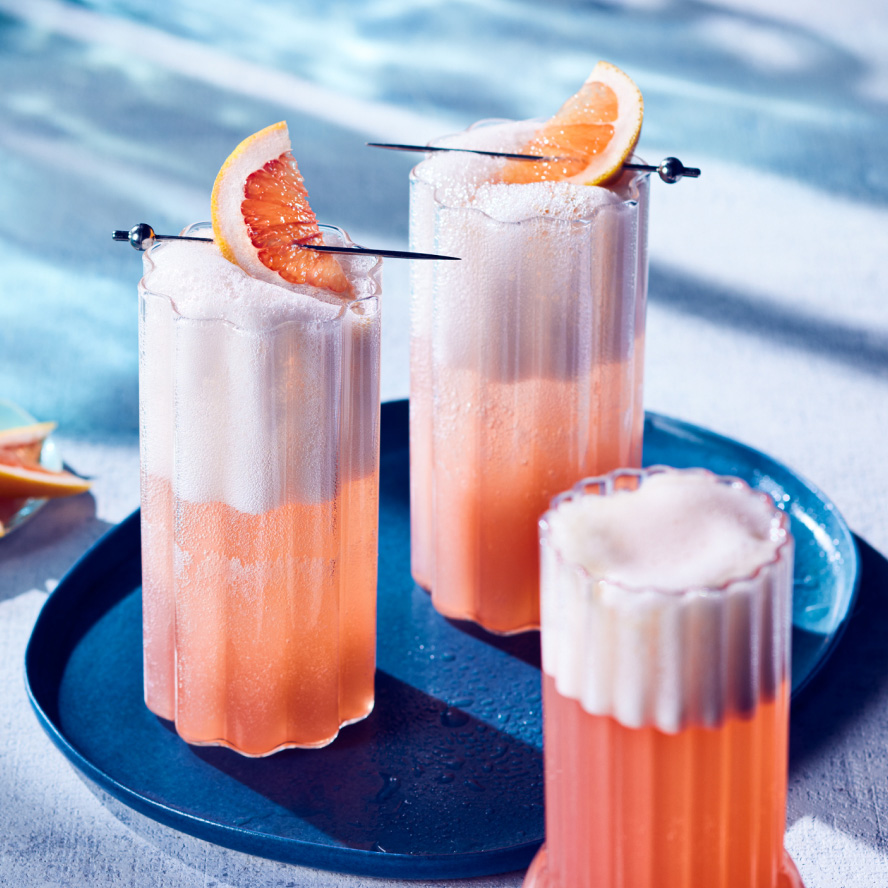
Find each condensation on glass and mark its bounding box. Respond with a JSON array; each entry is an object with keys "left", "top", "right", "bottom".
[{"left": 138, "top": 223, "right": 381, "bottom": 756}]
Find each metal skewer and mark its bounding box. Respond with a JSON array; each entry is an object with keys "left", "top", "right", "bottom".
[
  {"left": 366, "top": 142, "right": 567, "bottom": 163},
  {"left": 305, "top": 243, "right": 457, "bottom": 260},
  {"left": 623, "top": 158, "right": 701, "bottom": 183},
  {"left": 367, "top": 143, "right": 701, "bottom": 183},
  {"left": 112, "top": 224, "right": 459, "bottom": 260}
]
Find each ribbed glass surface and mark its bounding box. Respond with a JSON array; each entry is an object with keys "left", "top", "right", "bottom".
[
  {"left": 526, "top": 467, "right": 800, "bottom": 888},
  {"left": 138, "top": 225, "right": 381, "bottom": 756},
  {"left": 408, "top": 130, "right": 649, "bottom": 634}
]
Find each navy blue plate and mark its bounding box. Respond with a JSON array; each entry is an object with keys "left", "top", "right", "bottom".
[{"left": 25, "top": 402, "right": 858, "bottom": 879}]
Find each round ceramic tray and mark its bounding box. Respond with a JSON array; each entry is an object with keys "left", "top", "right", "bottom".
[{"left": 25, "top": 401, "right": 858, "bottom": 879}]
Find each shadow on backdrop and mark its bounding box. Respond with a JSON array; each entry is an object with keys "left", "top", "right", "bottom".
[
  {"left": 25, "top": 0, "right": 885, "bottom": 202},
  {"left": 650, "top": 265, "right": 888, "bottom": 378}
]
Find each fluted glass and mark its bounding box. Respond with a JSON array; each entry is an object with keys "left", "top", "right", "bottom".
[
  {"left": 525, "top": 467, "right": 804, "bottom": 888},
  {"left": 409, "top": 124, "right": 649, "bottom": 634},
  {"left": 138, "top": 223, "right": 381, "bottom": 756}
]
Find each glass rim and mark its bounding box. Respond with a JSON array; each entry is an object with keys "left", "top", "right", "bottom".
[
  {"left": 539, "top": 465, "right": 793, "bottom": 599},
  {"left": 410, "top": 116, "right": 650, "bottom": 225},
  {"left": 139, "top": 222, "right": 381, "bottom": 332}
]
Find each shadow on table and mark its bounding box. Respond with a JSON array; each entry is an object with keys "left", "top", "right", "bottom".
[
  {"left": 188, "top": 669, "right": 543, "bottom": 860},
  {"left": 789, "top": 533, "right": 888, "bottom": 768},
  {"left": 444, "top": 618, "right": 541, "bottom": 671},
  {"left": 0, "top": 492, "right": 110, "bottom": 604},
  {"left": 80, "top": 779, "right": 525, "bottom": 888}
]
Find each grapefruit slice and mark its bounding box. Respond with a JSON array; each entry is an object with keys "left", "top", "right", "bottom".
[
  {"left": 500, "top": 61, "right": 643, "bottom": 186},
  {"left": 211, "top": 121, "right": 353, "bottom": 296},
  {"left": 0, "top": 421, "right": 90, "bottom": 499},
  {"left": 0, "top": 461, "right": 91, "bottom": 499},
  {"left": 0, "top": 421, "right": 56, "bottom": 449}
]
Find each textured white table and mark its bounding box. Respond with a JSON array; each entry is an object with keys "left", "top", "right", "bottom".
[{"left": 1, "top": 1, "right": 887, "bottom": 885}]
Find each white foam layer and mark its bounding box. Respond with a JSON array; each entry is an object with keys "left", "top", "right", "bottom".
[
  {"left": 414, "top": 118, "right": 626, "bottom": 222},
  {"left": 143, "top": 238, "right": 349, "bottom": 325},
  {"left": 139, "top": 235, "right": 380, "bottom": 513},
  {"left": 413, "top": 119, "right": 529, "bottom": 208},
  {"left": 546, "top": 470, "right": 782, "bottom": 590},
  {"left": 540, "top": 468, "right": 793, "bottom": 732},
  {"left": 471, "top": 180, "right": 621, "bottom": 224}
]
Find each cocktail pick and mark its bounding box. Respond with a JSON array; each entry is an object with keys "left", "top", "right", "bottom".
[
  {"left": 367, "top": 143, "right": 701, "bottom": 183},
  {"left": 112, "top": 224, "right": 460, "bottom": 260},
  {"left": 367, "top": 142, "right": 568, "bottom": 163}
]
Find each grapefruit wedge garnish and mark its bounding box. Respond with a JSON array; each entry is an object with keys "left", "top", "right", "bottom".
[
  {"left": 211, "top": 121, "right": 353, "bottom": 296},
  {"left": 500, "top": 61, "right": 643, "bottom": 186},
  {"left": 0, "top": 422, "right": 90, "bottom": 499}
]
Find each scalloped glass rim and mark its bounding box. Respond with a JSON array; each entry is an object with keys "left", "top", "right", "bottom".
[
  {"left": 540, "top": 465, "right": 793, "bottom": 599},
  {"left": 139, "top": 222, "right": 382, "bottom": 333}
]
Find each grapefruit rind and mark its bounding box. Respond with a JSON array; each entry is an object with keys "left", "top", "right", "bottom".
[
  {"left": 501, "top": 61, "right": 643, "bottom": 187},
  {"left": 0, "top": 462, "right": 91, "bottom": 499},
  {"left": 0, "top": 421, "right": 56, "bottom": 448},
  {"left": 211, "top": 122, "right": 291, "bottom": 268}
]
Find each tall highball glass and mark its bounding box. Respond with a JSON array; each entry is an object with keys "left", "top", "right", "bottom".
[
  {"left": 409, "top": 122, "right": 649, "bottom": 633},
  {"left": 138, "top": 223, "right": 381, "bottom": 756}
]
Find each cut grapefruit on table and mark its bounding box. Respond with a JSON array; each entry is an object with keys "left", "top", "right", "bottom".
[
  {"left": 0, "top": 421, "right": 56, "bottom": 449},
  {"left": 0, "top": 460, "right": 91, "bottom": 499},
  {"left": 0, "top": 422, "right": 90, "bottom": 500},
  {"left": 0, "top": 421, "right": 56, "bottom": 466},
  {"left": 500, "top": 61, "right": 643, "bottom": 186},
  {"left": 211, "top": 121, "right": 353, "bottom": 296}
]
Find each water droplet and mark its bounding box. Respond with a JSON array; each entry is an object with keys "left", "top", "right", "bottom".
[
  {"left": 441, "top": 652, "right": 456, "bottom": 662},
  {"left": 438, "top": 773, "right": 455, "bottom": 784},
  {"left": 375, "top": 774, "right": 400, "bottom": 803},
  {"left": 465, "top": 779, "right": 484, "bottom": 792},
  {"left": 441, "top": 707, "right": 469, "bottom": 727}
]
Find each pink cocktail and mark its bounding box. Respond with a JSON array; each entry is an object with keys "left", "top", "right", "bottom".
[
  {"left": 527, "top": 467, "right": 804, "bottom": 888},
  {"left": 139, "top": 223, "right": 381, "bottom": 756},
  {"left": 409, "top": 119, "right": 649, "bottom": 633}
]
